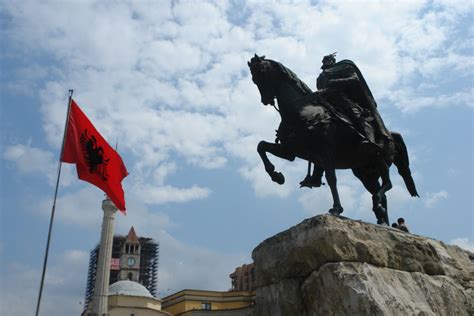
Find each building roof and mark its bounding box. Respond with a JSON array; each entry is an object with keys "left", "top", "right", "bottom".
[
  {"left": 126, "top": 226, "right": 140, "bottom": 244},
  {"left": 109, "top": 280, "right": 153, "bottom": 298},
  {"left": 161, "top": 289, "right": 255, "bottom": 315},
  {"left": 161, "top": 289, "right": 255, "bottom": 305}
]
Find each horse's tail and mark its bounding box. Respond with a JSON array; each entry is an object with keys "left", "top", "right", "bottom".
[{"left": 392, "top": 132, "right": 419, "bottom": 197}]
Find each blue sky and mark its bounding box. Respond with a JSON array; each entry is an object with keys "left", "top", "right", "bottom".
[{"left": 0, "top": 0, "right": 472, "bottom": 315}]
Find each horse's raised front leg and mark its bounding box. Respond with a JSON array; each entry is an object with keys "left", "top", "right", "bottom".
[
  {"left": 257, "top": 140, "right": 296, "bottom": 185},
  {"left": 325, "top": 168, "right": 344, "bottom": 215}
]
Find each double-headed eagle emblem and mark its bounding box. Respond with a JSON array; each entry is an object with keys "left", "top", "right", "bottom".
[{"left": 80, "top": 129, "right": 110, "bottom": 181}]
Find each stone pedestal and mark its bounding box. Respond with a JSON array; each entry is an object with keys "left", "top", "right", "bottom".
[{"left": 252, "top": 214, "right": 474, "bottom": 315}]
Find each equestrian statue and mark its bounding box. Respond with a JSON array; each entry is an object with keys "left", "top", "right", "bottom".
[{"left": 248, "top": 54, "right": 419, "bottom": 225}]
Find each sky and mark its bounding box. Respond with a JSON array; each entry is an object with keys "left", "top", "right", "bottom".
[{"left": 0, "top": 0, "right": 472, "bottom": 315}]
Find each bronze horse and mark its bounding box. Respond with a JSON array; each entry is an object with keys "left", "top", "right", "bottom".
[{"left": 248, "top": 55, "right": 419, "bottom": 225}]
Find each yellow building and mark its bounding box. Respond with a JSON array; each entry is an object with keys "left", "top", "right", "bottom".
[{"left": 161, "top": 289, "right": 255, "bottom": 316}]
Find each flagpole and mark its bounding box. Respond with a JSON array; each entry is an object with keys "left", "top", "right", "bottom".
[{"left": 35, "top": 89, "right": 74, "bottom": 316}]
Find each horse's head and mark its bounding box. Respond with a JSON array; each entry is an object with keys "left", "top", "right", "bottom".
[
  {"left": 248, "top": 54, "right": 313, "bottom": 106},
  {"left": 248, "top": 54, "right": 279, "bottom": 106}
]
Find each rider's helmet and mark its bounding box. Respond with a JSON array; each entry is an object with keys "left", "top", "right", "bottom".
[{"left": 321, "top": 52, "right": 337, "bottom": 69}]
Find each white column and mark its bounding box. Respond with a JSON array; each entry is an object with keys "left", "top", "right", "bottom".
[{"left": 92, "top": 198, "right": 117, "bottom": 316}]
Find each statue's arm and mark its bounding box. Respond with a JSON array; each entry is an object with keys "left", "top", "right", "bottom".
[
  {"left": 328, "top": 71, "right": 359, "bottom": 87},
  {"left": 316, "top": 76, "right": 324, "bottom": 90}
]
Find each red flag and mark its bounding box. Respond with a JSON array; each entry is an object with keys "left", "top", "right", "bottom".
[{"left": 61, "top": 99, "right": 128, "bottom": 212}]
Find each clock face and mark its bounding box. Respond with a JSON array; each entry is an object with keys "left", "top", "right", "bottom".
[{"left": 127, "top": 257, "right": 136, "bottom": 267}]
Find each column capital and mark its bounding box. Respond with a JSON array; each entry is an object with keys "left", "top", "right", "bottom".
[{"left": 102, "top": 198, "right": 118, "bottom": 214}]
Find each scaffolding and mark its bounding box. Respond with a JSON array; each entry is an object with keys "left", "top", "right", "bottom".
[
  {"left": 83, "top": 234, "right": 160, "bottom": 309},
  {"left": 139, "top": 237, "right": 159, "bottom": 297},
  {"left": 84, "top": 247, "right": 98, "bottom": 309}
]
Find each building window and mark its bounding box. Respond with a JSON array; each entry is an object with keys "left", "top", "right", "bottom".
[
  {"left": 128, "top": 272, "right": 133, "bottom": 280},
  {"left": 201, "top": 302, "right": 212, "bottom": 310}
]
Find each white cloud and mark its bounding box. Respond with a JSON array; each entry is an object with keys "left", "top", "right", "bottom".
[
  {"left": 0, "top": 234, "right": 248, "bottom": 315},
  {"left": 0, "top": 250, "right": 89, "bottom": 316},
  {"left": 157, "top": 230, "right": 249, "bottom": 295},
  {"left": 297, "top": 170, "right": 420, "bottom": 224},
  {"left": 351, "top": 176, "right": 421, "bottom": 223},
  {"left": 298, "top": 188, "right": 334, "bottom": 216},
  {"left": 386, "top": 184, "right": 417, "bottom": 211},
  {"left": 450, "top": 238, "right": 474, "bottom": 253},
  {"left": 153, "top": 162, "right": 177, "bottom": 185},
  {"left": 0, "top": 197, "right": 245, "bottom": 315},
  {"left": 3, "top": 2, "right": 467, "bottom": 239},
  {"left": 355, "top": 191, "right": 374, "bottom": 219},
  {"left": 389, "top": 88, "right": 474, "bottom": 113},
  {"left": 107, "top": 217, "right": 250, "bottom": 296},
  {"left": 1, "top": 143, "right": 77, "bottom": 186},
  {"left": 35, "top": 185, "right": 175, "bottom": 230},
  {"left": 424, "top": 190, "right": 449, "bottom": 208},
  {"left": 134, "top": 184, "right": 212, "bottom": 205},
  {"left": 2, "top": 143, "right": 55, "bottom": 176},
  {"left": 1, "top": 3, "right": 472, "bottom": 314},
  {"left": 37, "top": 186, "right": 109, "bottom": 228},
  {"left": 239, "top": 159, "right": 308, "bottom": 199},
  {"left": 0, "top": 263, "right": 43, "bottom": 316},
  {"left": 4, "top": 0, "right": 471, "bottom": 203}
]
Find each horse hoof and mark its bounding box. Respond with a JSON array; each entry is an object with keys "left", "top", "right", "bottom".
[
  {"left": 328, "top": 207, "right": 343, "bottom": 216},
  {"left": 377, "top": 219, "right": 389, "bottom": 225},
  {"left": 299, "top": 176, "right": 323, "bottom": 188},
  {"left": 373, "top": 205, "right": 388, "bottom": 225},
  {"left": 271, "top": 172, "right": 285, "bottom": 185},
  {"left": 299, "top": 175, "right": 313, "bottom": 188}
]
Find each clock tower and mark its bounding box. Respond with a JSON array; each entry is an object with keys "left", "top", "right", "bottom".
[{"left": 119, "top": 226, "right": 141, "bottom": 282}]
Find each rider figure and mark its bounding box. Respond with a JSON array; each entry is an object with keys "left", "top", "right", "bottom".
[
  {"left": 300, "top": 53, "right": 392, "bottom": 188},
  {"left": 316, "top": 53, "right": 391, "bottom": 145}
]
